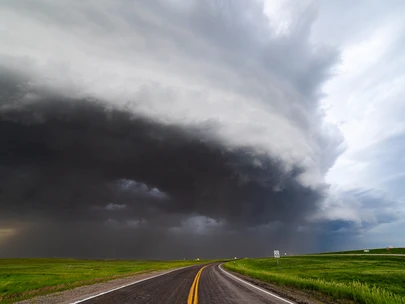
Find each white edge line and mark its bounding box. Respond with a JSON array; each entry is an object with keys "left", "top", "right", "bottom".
[
  {"left": 71, "top": 265, "right": 193, "bottom": 303},
  {"left": 219, "top": 263, "right": 295, "bottom": 304}
]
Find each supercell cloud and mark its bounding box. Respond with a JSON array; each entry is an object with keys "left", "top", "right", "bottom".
[{"left": 0, "top": 0, "right": 402, "bottom": 258}]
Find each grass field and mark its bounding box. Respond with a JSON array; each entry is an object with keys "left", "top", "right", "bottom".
[
  {"left": 320, "top": 247, "right": 405, "bottom": 255},
  {"left": 0, "top": 258, "right": 205, "bottom": 303},
  {"left": 224, "top": 255, "right": 405, "bottom": 304}
]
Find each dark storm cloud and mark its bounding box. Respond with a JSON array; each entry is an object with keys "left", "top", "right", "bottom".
[
  {"left": 0, "top": 70, "right": 326, "bottom": 257},
  {"left": 0, "top": 92, "right": 323, "bottom": 226},
  {"left": 0, "top": 0, "right": 349, "bottom": 257}
]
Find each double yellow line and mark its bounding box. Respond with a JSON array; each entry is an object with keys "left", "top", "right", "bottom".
[{"left": 187, "top": 265, "right": 208, "bottom": 304}]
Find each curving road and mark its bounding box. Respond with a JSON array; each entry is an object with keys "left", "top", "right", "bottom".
[{"left": 75, "top": 263, "right": 294, "bottom": 304}]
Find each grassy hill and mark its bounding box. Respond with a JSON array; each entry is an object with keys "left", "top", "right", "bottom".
[{"left": 320, "top": 247, "right": 405, "bottom": 255}]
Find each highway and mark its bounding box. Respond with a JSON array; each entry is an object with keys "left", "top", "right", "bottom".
[{"left": 75, "top": 263, "right": 294, "bottom": 304}]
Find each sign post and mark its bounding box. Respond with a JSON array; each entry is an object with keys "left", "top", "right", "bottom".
[{"left": 274, "top": 250, "right": 280, "bottom": 271}]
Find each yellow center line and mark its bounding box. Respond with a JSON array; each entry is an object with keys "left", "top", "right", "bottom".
[
  {"left": 187, "top": 265, "right": 208, "bottom": 304},
  {"left": 193, "top": 268, "right": 204, "bottom": 304}
]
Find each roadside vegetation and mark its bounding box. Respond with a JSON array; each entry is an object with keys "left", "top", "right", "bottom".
[
  {"left": 224, "top": 255, "right": 405, "bottom": 304},
  {"left": 0, "top": 258, "right": 206, "bottom": 303}
]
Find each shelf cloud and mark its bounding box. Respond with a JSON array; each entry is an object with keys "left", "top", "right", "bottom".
[{"left": 1, "top": 0, "right": 402, "bottom": 257}]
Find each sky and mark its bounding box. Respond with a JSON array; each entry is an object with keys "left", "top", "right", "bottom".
[{"left": 0, "top": 0, "right": 404, "bottom": 259}]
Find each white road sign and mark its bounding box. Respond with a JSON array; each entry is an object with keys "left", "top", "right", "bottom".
[{"left": 274, "top": 250, "right": 280, "bottom": 258}]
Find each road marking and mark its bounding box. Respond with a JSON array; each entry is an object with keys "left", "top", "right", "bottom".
[
  {"left": 219, "top": 264, "right": 295, "bottom": 304},
  {"left": 71, "top": 265, "right": 194, "bottom": 304},
  {"left": 187, "top": 265, "right": 208, "bottom": 304}
]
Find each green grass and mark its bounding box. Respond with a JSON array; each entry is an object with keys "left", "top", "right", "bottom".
[
  {"left": 0, "top": 258, "right": 207, "bottom": 303},
  {"left": 224, "top": 255, "right": 405, "bottom": 304},
  {"left": 320, "top": 247, "right": 405, "bottom": 255}
]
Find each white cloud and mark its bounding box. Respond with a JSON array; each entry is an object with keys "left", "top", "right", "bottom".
[
  {"left": 263, "top": 0, "right": 314, "bottom": 36},
  {"left": 126, "top": 219, "right": 147, "bottom": 228},
  {"left": 170, "top": 215, "right": 224, "bottom": 235},
  {"left": 319, "top": 1, "right": 405, "bottom": 195},
  {"left": 105, "top": 203, "right": 127, "bottom": 211},
  {"left": 115, "top": 179, "right": 168, "bottom": 199},
  {"left": 307, "top": 1, "right": 405, "bottom": 245}
]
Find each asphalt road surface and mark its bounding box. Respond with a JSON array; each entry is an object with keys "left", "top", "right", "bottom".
[{"left": 76, "top": 263, "right": 294, "bottom": 304}]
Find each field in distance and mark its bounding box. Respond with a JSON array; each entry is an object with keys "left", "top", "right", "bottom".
[
  {"left": 0, "top": 258, "right": 209, "bottom": 304},
  {"left": 224, "top": 254, "right": 405, "bottom": 304},
  {"left": 320, "top": 247, "right": 405, "bottom": 255}
]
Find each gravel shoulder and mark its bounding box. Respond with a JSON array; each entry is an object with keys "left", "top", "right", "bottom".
[{"left": 15, "top": 267, "right": 187, "bottom": 304}]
